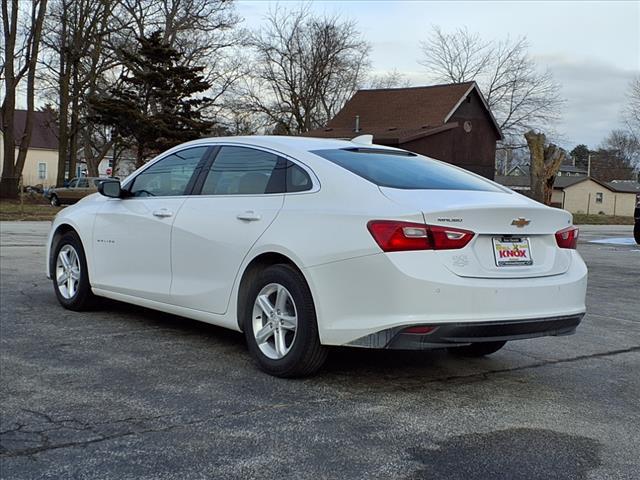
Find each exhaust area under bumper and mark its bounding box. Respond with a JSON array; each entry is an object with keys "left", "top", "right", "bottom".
[{"left": 346, "top": 314, "right": 585, "bottom": 350}]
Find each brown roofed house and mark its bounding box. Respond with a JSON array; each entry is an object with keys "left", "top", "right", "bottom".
[
  {"left": 0, "top": 109, "right": 59, "bottom": 187},
  {"left": 305, "top": 81, "right": 503, "bottom": 179}
]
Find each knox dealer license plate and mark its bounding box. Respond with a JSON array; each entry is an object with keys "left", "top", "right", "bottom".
[{"left": 492, "top": 237, "right": 533, "bottom": 267}]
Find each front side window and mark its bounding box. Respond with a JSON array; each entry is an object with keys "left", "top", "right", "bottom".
[
  {"left": 38, "top": 163, "right": 47, "bottom": 180},
  {"left": 77, "top": 178, "right": 89, "bottom": 188},
  {"left": 312, "top": 148, "right": 503, "bottom": 192},
  {"left": 201, "top": 146, "right": 283, "bottom": 195},
  {"left": 67, "top": 178, "right": 78, "bottom": 188},
  {"left": 129, "top": 147, "right": 207, "bottom": 197}
]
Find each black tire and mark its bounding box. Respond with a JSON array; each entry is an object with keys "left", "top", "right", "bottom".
[
  {"left": 51, "top": 231, "right": 96, "bottom": 311},
  {"left": 50, "top": 194, "right": 60, "bottom": 207},
  {"left": 243, "top": 264, "right": 327, "bottom": 378},
  {"left": 448, "top": 341, "right": 506, "bottom": 357}
]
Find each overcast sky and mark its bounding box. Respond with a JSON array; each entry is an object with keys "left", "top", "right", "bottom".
[{"left": 237, "top": 0, "right": 640, "bottom": 150}]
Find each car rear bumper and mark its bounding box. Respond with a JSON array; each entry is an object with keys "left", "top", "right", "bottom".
[
  {"left": 347, "top": 313, "right": 584, "bottom": 350},
  {"left": 305, "top": 249, "right": 588, "bottom": 346}
]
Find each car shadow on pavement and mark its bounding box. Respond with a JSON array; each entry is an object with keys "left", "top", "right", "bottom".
[
  {"left": 94, "top": 297, "right": 247, "bottom": 345},
  {"left": 94, "top": 297, "right": 520, "bottom": 384}
]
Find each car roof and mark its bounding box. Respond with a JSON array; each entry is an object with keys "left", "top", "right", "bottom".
[
  {"left": 177, "top": 135, "right": 403, "bottom": 154},
  {"left": 122, "top": 135, "right": 410, "bottom": 187}
]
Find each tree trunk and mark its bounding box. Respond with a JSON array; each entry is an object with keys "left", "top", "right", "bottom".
[
  {"left": 15, "top": 0, "right": 49, "bottom": 179},
  {"left": 525, "top": 130, "right": 566, "bottom": 205},
  {"left": 68, "top": 86, "right": 80, "bottom": 178},
  {"left": 83, "top": 130, "right": 113, "bottom": 177},
  {"left": 1, "top": 0, "right": 19, "bottom": 198},
  {"left": 56, "top": 2, "right": 70, "bottom": 186},
  {"left": 136, "top": 143, "right": 145, "bottom": 169},
  {"left": 57, "top": 78, "right": 70, "bottom": 185},
  {"left": 1, "top": 0, "right": 48, "bottom": 198}
]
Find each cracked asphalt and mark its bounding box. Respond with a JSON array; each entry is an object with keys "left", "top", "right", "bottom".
[{"left": 1, "top": 221, "right": 639, "bottom": 479}]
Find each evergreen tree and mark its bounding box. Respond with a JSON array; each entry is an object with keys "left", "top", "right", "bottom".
[
  {"left": 90, "top": 31, "right": 214, "bottom": 167},
  {"left": 569, "top": 144, "right": 591, "bottom": 171}
]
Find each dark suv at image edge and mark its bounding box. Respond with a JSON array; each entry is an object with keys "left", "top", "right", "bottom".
[{"left": 634, "top": 197, "right": 640, "bottom": 244}]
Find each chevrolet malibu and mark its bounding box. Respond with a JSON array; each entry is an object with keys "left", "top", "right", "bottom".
[{"left": 46, "top": 136, "right": 587, "bottom": 377}]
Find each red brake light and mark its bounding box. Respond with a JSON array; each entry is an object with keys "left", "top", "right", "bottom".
[
  {"left": 367, "top": 220, "right": 474, "bottom": 252},
  {"left": 403, "top": 326, "right": 437, "bottom": 334},
  {"left": 429, "top": 225, "right": 475, "bottom": 250},
  {"left": 555, "top": 226, "right": 579, "bottom": 249}
]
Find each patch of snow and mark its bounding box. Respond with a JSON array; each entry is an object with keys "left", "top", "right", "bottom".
[{"left": 588, "top": 237, "right": 637, "bottom": 246}]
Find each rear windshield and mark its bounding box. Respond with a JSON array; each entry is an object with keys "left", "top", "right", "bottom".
[{"left": 312, "top": 148, "right": 502, "bottom": 192}]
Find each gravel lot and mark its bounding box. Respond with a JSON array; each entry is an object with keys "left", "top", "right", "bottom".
[{"left": 1, "top": 221, "right": 639, "bottom": 479}]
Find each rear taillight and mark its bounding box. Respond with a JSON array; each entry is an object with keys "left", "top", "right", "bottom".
[
  {"left": 367, "top": 220, "right": 474, "bottom": 252},
  {"left": 555, "top": 226, "right": 579, "bottom": 249},
  {"left": 403, "top": 326, "right": 437, "bottom": 334}
]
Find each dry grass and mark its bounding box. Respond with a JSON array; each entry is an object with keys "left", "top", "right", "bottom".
[
  {"left": 572, "top": 213, "right": 634, "bottom": 225},
  {"left": 0, "top": 199, "right": 62, "bottom": 221}
]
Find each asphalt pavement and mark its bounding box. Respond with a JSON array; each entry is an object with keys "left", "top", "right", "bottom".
[{"left": 0, "top": 221, "right": 639, "bottom": 479}]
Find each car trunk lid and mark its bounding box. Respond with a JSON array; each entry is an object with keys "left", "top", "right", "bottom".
[{"left": 380, "top": 187, "right": 574, "bottom": 278}]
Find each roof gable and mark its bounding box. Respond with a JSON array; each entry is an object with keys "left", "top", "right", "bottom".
[
  {"left": 317, "top": 81, "right": 502, "bottom": 142},
  {"left": 1, "top": 110, "right": 58, "bottom": 150}
]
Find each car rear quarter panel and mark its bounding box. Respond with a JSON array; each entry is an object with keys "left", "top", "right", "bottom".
[{"left": 254, "top": 157, "right": 424, "bottom": 269}]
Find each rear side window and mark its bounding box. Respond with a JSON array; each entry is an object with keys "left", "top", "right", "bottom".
[
  {"left": 285, "top": 161, "right": 312, "bottom": 192},
  {"left": 201, "top": 147, "right": 284, "bottom": 195},
  {"left": 312, "top": 148, "right": 502, "bottom": 192}
]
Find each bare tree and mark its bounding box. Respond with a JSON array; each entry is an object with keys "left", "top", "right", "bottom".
[
  {"left": 41, "top": 0, "right": 117, "bottom": 184},
  {"left": 243, "top": 6, "right": 370, "bottom": 134},
  {"left": 624, "top": 76, "right": 640, "bottom": 138},
  {"left": 419, "top": 27, "right": 491, "bottom": 83},
  {"left": 368, "top": 69, "right": 412, "bottom": 89},
  {"left": 602, "top": 129, "right": 640, "bottom": 170},
  {"left": 525, "top": 130, "right": 566, "bottom": 205},
  {"left": 419, "top": 27, "right": 563, "bottom": 144},
  {"left": 588, "top": 129, "right": 639, "bottom": 181},
  {"left": 1, "top": 0, "right": 48, "bottom": 198}
]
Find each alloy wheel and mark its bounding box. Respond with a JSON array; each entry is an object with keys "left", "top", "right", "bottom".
[
  {"left": 55, "top": 245, "right": 81, "bottom": 299},
  {"left": 252, "top": 283, "right": 298, "bottom": 360}
]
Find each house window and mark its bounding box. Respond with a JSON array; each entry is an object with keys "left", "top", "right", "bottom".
[
  {"left": 595, "top": 192, "right": 603, "bottom": 204},
  {"left": 38, "top": 162, "right": 47, "bottom": 180}
]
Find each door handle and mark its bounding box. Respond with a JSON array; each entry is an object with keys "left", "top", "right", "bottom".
[
  {"left": 236, "top": 210, "right": 261, "bottom": 222},
  {"left": 153, "top": 209, "right": 173, "bottom": 218}
]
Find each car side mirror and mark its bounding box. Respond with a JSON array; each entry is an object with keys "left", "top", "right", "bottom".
[{"left": 98, "top": 179, "right": 122, "bottom": 199}]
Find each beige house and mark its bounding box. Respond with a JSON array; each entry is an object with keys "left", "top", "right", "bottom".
[
  {"left": 550, "top": 177, "right": 638, "bottom": 216},
  {"left": 0, "top": 110, "right": 59, "bottom": 187},
  {"left": 495, "top": 175, "right": 640, "bottom": 217}
]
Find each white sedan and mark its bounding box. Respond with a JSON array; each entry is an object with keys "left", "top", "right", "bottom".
[{"left": 46, "top": 136, "right": 587, "bottom": 377}]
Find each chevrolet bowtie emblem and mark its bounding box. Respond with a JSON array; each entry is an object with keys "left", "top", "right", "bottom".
[{"left": 511, "top": 217, "right": 531, "bottom": 228}]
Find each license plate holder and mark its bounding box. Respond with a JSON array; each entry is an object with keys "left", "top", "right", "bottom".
[{"left": 492, "top": 236, "right": 533, "bottom": 267}]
